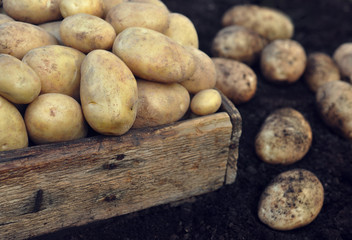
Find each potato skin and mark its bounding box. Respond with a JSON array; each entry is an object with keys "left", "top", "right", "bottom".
[
  {"left": 39, "top": 21, "right": 63, "bottom": 45},
  {"left": 0, "top": 21, "right": 58, "bottom": 59},
  {"left": 0, "top": 96, "right": 28, "bottom": 151},
  {"left": 0, "top": 54, "right": 41, "bottom": 104},
  {"left": 113, "top": 27, "right": 196, "bottom": 83},
  {"left": 60, "top": 0, "right": 104, "bottom": 18},
  {"left": 332, "top": 43, "right": 352, "bottom": 81},
  {"left": 60, "top": 13, "right": 116, "bottom": 53},
  {"left": 133, "top": 80, "right": 190, "bottom": 128},
  {"left": 80, "top": 50, "right": 138, "bottom": 135},
  {"left": 0, "top": 13, "right": 14, "bottom": 25},
  {"left": 190, "top": 89, "right": 221, "bottom": 116}
]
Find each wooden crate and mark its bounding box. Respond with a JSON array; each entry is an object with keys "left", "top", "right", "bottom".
[{"left": 0, "top": 93, "right": 241, "bottom": 240}]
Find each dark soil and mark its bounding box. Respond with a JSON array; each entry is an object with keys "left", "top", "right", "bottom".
[{"left": 31, "top": 0, "right": 352, "bottom": 239}]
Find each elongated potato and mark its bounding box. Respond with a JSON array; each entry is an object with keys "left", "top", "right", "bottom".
[
  {"left": 60, "top": 0, "right": 104, "bottom": 18},
  {"left": 39, "top": 21, "right": 63, "bottom": 45},
  {"left": 113, "top": 27, "right": 196, "bottom": 83},
  {"left": 0, "top": 54, "right": 41, "bottom": 104},
  {"left": 0, "top": 21, "right": 58, "bottom": 59},
  {"left": 80, "top": 50, "right": 138, "bottom": 135},
  {"left": 0, "top": 96, "right": 28, "bottom": 152},
  {"left": 0, "top": 13, "right": 14, "bottom": 25}
]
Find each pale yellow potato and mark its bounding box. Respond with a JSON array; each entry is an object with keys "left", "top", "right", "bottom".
[
  {"left": 180, "top": 46, "right": 216, "bottom": 94},
  {"left": 106, "top": 2, "right": 169, "bottom": 35},
  {"left": 133, "top": 79, "right": 190, "bottom": 128},
  {"left": 0, "top": 13, "right": 13, "bottom": 25},
  {"left": 0, "top": 21, "right": 58, "bottom": 59},
  {"left": 25, "top": 93, "right": 87, "bottom": 145},
  {"left": 102, "top": 0, "right": 124, "bottom": 16},
  {"left": 127, "top": 0, "right": 167, "bottom": 9},
  {"left": 332, "top": 43, "right": 352, "bottom": 81},
  {"left": 3, "top": 0, "right": 61, "bottom": 24},
  {"left": 80, "top": 50, "right": 138, "bottom": 135},
  {"left": 0, "top": 96, "right": 28, "bottom": 151},
  {"left": 22, "top": 45, "right": 85, "bottom": 100},
  {"left": 60, "top": 13, "right": 116, "bottom": 53},
  {"left": 60, "top": 0, "right": 104, "bottom": 18},
  {"left": 113, "top": 27, "right": 196, "bottom": 83},
  {"left": 222, "top": 4, "right": 294, "bottom": 41},
  {"left": 38, "top": 21, "right": 63, "bottom": 45},
  {"left": 190, "top": 89, "right": 221, "bottom": 116},
  {"left": 0, "top": 54, "right": 41, "bottom": 104},
  {"left": 163, "top": 13, "right": 198, "bottom": 48}
]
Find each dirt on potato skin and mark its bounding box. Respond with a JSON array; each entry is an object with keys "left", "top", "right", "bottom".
[{"left": 31, "top": 0, "right": 352, "bottom": 239}]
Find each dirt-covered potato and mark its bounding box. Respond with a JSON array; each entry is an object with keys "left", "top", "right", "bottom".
[
  {"left": 258, "top": 169, "right": 324, "bottom": 231},
  {"left": 190, "top": 89, "right": 221, "bottom": 116},
  {"left": 39, "top": 21, "right": 63, "bottom": 45},
  {"left": 255, "top": 108, "right": 312, "bottom": 165},
  {"left": 0, "top": 96, "right": 28, "bottom": 152},
  {"left": 80, "top": 50, "right": 138, "bottom": 135},
  {"left": 60, "top": 0, "right": 104, "bottom": 18},
  {"left": 0, "top": 54, "right": 41, "bottom": 104},
  {"left": 316, "top": 80, "right": 352, "bottom": 140},
  {"left": 211, "top": 25, "right": 267, "bottom": 66},
  {"left": 22, "top": 45, "right": 85, "bottom": 100},
  {"left": 0, "top": 13, "right": 13, "bottom": 25},
  {"left": 60, "top": 13, "right": 116, "bottom": 53},
  {"left": 163, "top": 13, "right": 199, "bottom": 48},
  {"left": 113, "top": 27, "right": 196, "bottom": 84},
  {"left": 0, "top": 21, "right": 58, "bottom": 59},
  {"left": 222, "top": 4, "right": 294, "bottom": 41},
  {"left": 106, "top": 2, "right": 169, "bottom": 35},
  {"left": 304, "top": 52, "right": 340, "bottom": 92},
  {"left": 180, "top": 46, "right": 216, "bottom": 94},
  {"left": 24, "top": 93, "right": 87, "bottom": 144},
  {"left": 132, "top": 79, "right": 190, "bottom": 128},
  {"left": 212, "top": 58, "right": 257, "bottom": 104},
  {"left": 261, "top": 39, "right": 307, "bottom": 83},
  {"left": 3, "top": 0, "right": 61, "bottom": 24},
  {"left": 332, "top": 43, "right": 352, "bottom": 81}
]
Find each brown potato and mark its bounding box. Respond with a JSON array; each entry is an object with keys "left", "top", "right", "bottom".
[
  {"left": 0, "top": 13, "right": 14, "bottom": 25},
  {"left": 60, "top": 0, "right": 104, "bottom": 18},
  {"left": 213, "top": 58, "right": 257, "bottom": 104},
  {"left": 212, "top": 25, "right": 267, "bottom": 66},
  {"left": 332, "top": 43, "right": 352, "bottom": 81},
  {"left": 190, "top": 89, "right": 221, "bottom": 116},
  {"left": 332, "top": 42, "right": 352, "bottom": 64},
  {"left": 38, "top": 21, "right": 63, "bottom": 45}
]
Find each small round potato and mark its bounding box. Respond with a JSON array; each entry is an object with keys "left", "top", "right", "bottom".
[
  {"left": 0, "top": 21, "right": 58, "bottom": 59},
  {"left": 316, "top": 80, "right": 352, "bottom": 140},
  {"left": 190, "top": 89, "right": 221, "bottom": 116},
  {"left": 0, "top": 13, "right": 13, "bottom": 25},
  {"left": 113, "top": 27, "right": 196, "bottom": 83},
  {"left": 60, "top": 13, "right": 116, "bottom": 53},
  {"left": 0, "top": 54, "right": 41, "bottom": 104},
  {"left": 212, "top": 58, "right": 257, "bottom": 104},
  {"left": 261, "top": 39, "right": 307, "bottom": 83},
  {"left": 304, "top": 52, "right": 340, "bottom": 92},
  {"left": 3, "top": 0, "right": 61, "bottom": 24},
  {"left": 39, "top": 21, "right": 63, "bottom": 45},
  {"left": 163, "top": 13, "right": 199, "bottom": 48},
  {"left": 332, "top": 42, "right": 352, "bottom": 65},
  {"left": 332, "top": 43, "right": 352, "bottom": 81},
  {"left": 22, "top": 45, "right": 85, "bottom": 100},
  {"left": 258, "top": 169, "right": 324, "bottom": 231},
  {"left": 60, "top": 0, "right": 104, "bottom": 18},
  {"left": 222, "top": 4, "right": 294, "bottom": 41},
  {"left": 0, "top": 96, "right": 28, "bottom": 152},
  {"left": 24, "top": 93, "right": 87, "bottom": 145},
  {"left": 212, "top": 25, "right": 268, "bottom": 66},
  {"left": 133, "top": 80, "right": 190, "bottom": 128},
  {"left": 255, "top": 108, "right": 312, "bottom": 165}
]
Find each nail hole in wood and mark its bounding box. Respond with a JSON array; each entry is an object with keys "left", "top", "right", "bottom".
[
  {"left": 32, "top": 189, "right": 43, "bottom": 213},
  {"left": 116, "top": 154, "right": 125, "bottom": 160},
  {"left": 103, "top": 195, "right": 117, "bottom": 202},
  {"left": 103, "top": 163, "right": 117, "bottom": 170}
]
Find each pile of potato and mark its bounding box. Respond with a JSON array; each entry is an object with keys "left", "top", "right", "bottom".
[{"left": 0, "top": 0, "right": 222, "bottom": 151}]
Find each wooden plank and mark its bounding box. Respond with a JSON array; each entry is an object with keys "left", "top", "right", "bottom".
[{"left": 0, "top": 112, "right": 233, "bottom": 240}]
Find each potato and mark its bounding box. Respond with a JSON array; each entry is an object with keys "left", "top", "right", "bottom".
[
  {"left": 102, "top": 0, "right": 124, "bottom": 16},
  {"left": 211, "top": 25, "right": 268, "bottom": 65},
  {"left": 22, "top": 45, "right": 85, "bottom": 100},
  {"left": 0, "top": 96, "right": 28, "bottom": 151},
  {"left": 0, "top": 13, "right": 14, "bottom": 25},
  {"left": 261, "top": 39, "right": 307, "bottom": 83},
  {"left": 304, "top": 52, "right": 340, "bottom": 92},
  {"left": 60, "top": 0, "right": 104, "bottom": 18},
  {"left": 212, "top": 58, "right": 257, "bottom": 104},
  {"left": 258, "top": 169, "right": 324, "bottom": 231},
  {"left": 113, "top": 27, "right": 196, "bottom": 83},
  {"left": 332, "top": 42, "right": 352, "bottom": 64},
  {"left": 25, "top": 93, "right": 87, "bottom": 144},
  {"left": 255, "top": 108, "right": 312, "bottom": 165},
  {"left": 105, "top": 2, "right": 169, "bottom": 35},
  {"left": 132, "top": 79, "right": 190, "bottom": 128},
  {"left": 38, "top": 21, "right": 63, "bottom": 45},
  {"left": 127, "top": 0, "right": 168, "bottom": 9},
  {"left": 190, "top": 89, "right": 221, "bottom": 116},
  {"left": 163, "top": 13, "right": 199, "bottom": 48},
  {"left": 0, "top": 21, "right": 58, "bottom": 59},
  {"left": 3, "top": 0, "right": 61, "bottom": 24},
  {"left": 80, "top": 50, "right": 138, "bottom": 135},
  {"left": 180, "top": 46, "right": 216, "bottom": 94},
  {"left": 332, "top": 43, "right": 352, "bottom": 81},
  {"left": 222, "top": 4, "right": 294, "bottom": 41},
  {"left": 316, "top": 80, "right": 352, "bottom": 140},
  {"left": 0, "top": 54, "right": 41, "bottom": 104},
  {"left": 60, "top": 13, "right": 116, "bottom": 53}
]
